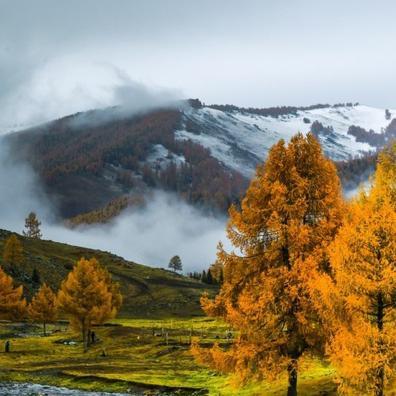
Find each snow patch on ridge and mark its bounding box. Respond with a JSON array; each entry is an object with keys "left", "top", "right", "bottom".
[{"left": 176, "top": 104, "right": 393, "bottom": 177}]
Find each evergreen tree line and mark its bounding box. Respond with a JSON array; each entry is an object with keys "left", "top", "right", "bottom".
[{"left": 188, "top": 268, "right": 224, "bottom": 285}]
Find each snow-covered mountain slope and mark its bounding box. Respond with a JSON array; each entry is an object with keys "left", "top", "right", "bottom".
[{"left": 176, "top": 104, "right": 394, "bottom": 177}]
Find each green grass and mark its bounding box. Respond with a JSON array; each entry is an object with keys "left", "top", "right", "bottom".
[
  {"left": 0, "top": 318, "right": 339, "bottom": 395},
  {"left": 0, "top": 229, "right": 217, "bottom": 317}
]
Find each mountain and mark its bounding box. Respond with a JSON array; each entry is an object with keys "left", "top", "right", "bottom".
[
  {"left": 183, "top": 101, "right": 395, "bottom": 176},
  {"left": 5, "top": 100, "right": 394, "bottom": 220},
  {"left": 0, "top": 229, "right": 215, "bottom": 317}
]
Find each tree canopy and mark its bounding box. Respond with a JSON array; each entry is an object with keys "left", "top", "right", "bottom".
[
  {"left": 23, "top": 212, "right": 42, "bottom": 239},
  {"left": 0, "top": 266, "right": 26, "bottom": 320},
  {"left": 2, "top": 234, "right": 23, "bottom": 267},
  {"left": 309, "top": 142, "right": 396, "bottom": 395},
  {"left": 169, "top": 255, "right": 183, "bottom": 272},
  {"left": 28, "top": 283, "right": 57, "bottom": 336},
  {"left": 57, "top": 257, "right": 122, "bottom": 351}
]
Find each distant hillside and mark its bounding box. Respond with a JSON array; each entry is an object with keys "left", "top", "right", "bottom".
[
  {"left": 5, "top": 101, "right": 394, "bottom": 221},
  {"left": 0, "top": 229, "right": 216, "bottom": 317},
  {"left": 6, "top": 107, "right": 246, "bottom": 218}
]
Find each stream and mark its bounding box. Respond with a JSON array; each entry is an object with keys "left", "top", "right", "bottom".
[{"left": 0, "top": 382, "right": 135, "bottom": 395}]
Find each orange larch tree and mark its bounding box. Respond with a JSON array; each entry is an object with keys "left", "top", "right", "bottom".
[
  {"left": 0, "top": 266, "right": 26, "bottom": 320},
  {"left": 310, "top": 144, "right": 396, "bottom": 395},
  {"left": 194, "top": 133, "right": 345, "bottom": 395},
  {"left": 373, "top": 142, "right": 396, "bottom": 205},
  {"left": 57, "top": 257, "right": 122, "bottom": 352},
  {"left": 28, "top": 283, "right": 57, "bottom": 336},
  {"left": 2, "top": 234, "right": 23, "bottom": 267}
]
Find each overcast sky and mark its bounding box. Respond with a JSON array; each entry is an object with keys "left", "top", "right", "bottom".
[{"left": 1, "top": 0, "right": 396, "bottom": 129}]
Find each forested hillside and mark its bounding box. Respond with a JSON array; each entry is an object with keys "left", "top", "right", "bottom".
[
  {"left": 0, "top": 229, "right": 215, "bottom": 317},
  {"left": 6, "top": 107, "right": 246, "bottom": 218}
]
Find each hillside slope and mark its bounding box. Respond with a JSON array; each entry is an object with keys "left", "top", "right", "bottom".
[
  {"left": 0, "top": 229, "right": 215, "bottom": 317},
  {"left": 6, "top": 107, "right": 246, "bottom": 217}
]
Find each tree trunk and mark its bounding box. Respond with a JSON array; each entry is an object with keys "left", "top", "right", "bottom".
[
  {"left": 375, "top": 367, "right": 384, "bottom": 396},
  {"left": 43, "top": 322, "right": 46, "bottom": 337},
  {"left": 82, "top": 322, "right": 88, "bottom": 353},
  {"left": 287, "top": 360, "right": 298, "bottom": 396},
  {"left": 375, "top": 293, "right": 384, "bottom": 396},
  {"left": 87, "top": 329, "right": 91, "bottom": 347}
]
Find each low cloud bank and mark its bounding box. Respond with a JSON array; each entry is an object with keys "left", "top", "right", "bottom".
[{"left": 46, "top": 194, "right": 228, "bottom": 272}]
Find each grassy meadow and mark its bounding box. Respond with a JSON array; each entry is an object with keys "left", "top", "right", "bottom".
[{"left": 0, "top": 317, "right": 339, "bottom": 395}]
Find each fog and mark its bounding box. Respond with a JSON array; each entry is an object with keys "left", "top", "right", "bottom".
[
  {"left": 46, "top": 194, "right": 229, "bottom": 272},
  {"left": 0, "top": 136, "right": 228, "bottom": 272}
]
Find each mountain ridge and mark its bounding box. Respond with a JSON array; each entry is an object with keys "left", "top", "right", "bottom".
[{"left": 4, "top": 100, "right": 393, "bottom": 221}]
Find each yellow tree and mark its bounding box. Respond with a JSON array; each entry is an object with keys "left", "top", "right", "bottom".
[
  {"left": 310, "top": 147, "right": 396, "bottom": 395},
  {"left": 57, "top": 257, "right": 122, "bottom": 351},
  {"left": 373, "top": 142, "right": 396, "bottom": 205},
  {"left": 0, "top": 266, "right": 26, "bottom": 320},
  {"left": 2, "top": 234, "right": 23, "bottom": 267},
  {"left": 28, "top": 284, "right": 57, "bottom": 336},
  {"left": 194, "top": 133, "right": 344, "bottom": 395}
]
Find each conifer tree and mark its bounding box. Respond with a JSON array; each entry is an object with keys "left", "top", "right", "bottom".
[
  {"left": 201, "top": 270, "right": 207, "bottom": 283},
  {"left": 194, "top": 133, "right": 344, "bottom": 395},
  {"left": 31, "top": 268, "right": 41, "bottom": 285},
  {"left": 310, "top": 145, "right": 396, "bottom": 395},
  {"left": 3, "top": 234, "right": 23, "bottom": 267},
  {"left": 209, "top": 259, "right": 224, "bottom": 284},
  {"left": 168, "top": 255, "right": 182, "bottom": 272},
  {"left": 57, "top": 257, "right": 122, "bottom": 351},
  {"left": 23, "top": 212, "right": 42, "bottom": 239},
  {"left": 28, "top": 283, "right": 57, "bottom": 336},
  {"left": 373, "top": 142, "right": 396, "bottom": 205},
  {"left": 206, "top": 269, "right": 213, "bottom": 284},
  {"left": 0, "top": 266, "right": 26, "bottom": 320}
]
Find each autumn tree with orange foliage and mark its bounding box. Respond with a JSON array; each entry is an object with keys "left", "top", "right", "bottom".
[
  {"left": 57, "top": 258, "right": 122, "bottom": 351},
  {"left": 0, "top": 266, "right": 26, "bottom": 320},
  {"left": 2, "top": 234, "right": 23, "bottom": 267},
  {"left": 28, "top": 284, "right": 57, "bottom": 336},
  {"left": 310, "top": 143, "right": 396, "bottom": 395},
  {"left": 193, "top": 133, "right": 345, "bottom": 395}
]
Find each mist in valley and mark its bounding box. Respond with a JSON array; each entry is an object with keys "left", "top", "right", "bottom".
[{"left": 0, "top": 136, "right": 228, "bottom": 272}]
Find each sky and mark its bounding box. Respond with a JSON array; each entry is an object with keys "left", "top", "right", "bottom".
[{"left": 1, "top": 0, "right": 396, "bottom": 130}]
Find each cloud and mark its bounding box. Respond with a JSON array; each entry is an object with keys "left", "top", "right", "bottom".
[
  {"left": 0, "top": 136, "right": 55, "bottom": 225},
  {"left": 45, "top": 193, "right": 228, "bottom": 272},
  {"left": 0, "top": 55, "right": 184, "bottom": 133},
  {"left": 111, "top": 67, "right": 183, "bottom": 112}
]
